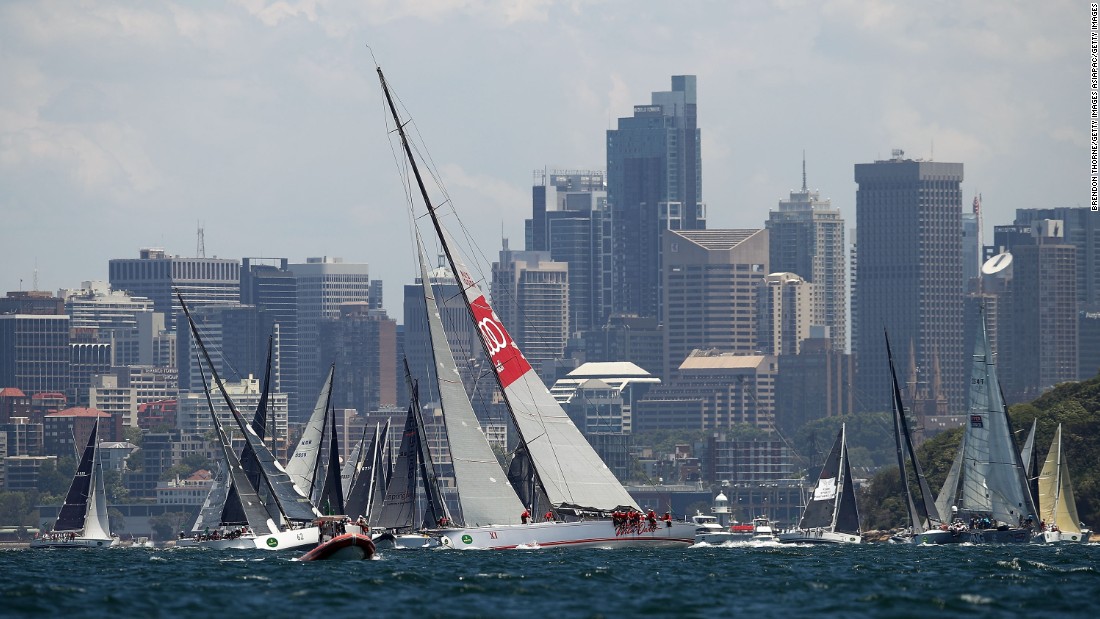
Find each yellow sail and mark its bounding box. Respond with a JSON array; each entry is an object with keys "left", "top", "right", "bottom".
[{"left": 1038, "top": 425, "right": 1082, "bottom": 534}]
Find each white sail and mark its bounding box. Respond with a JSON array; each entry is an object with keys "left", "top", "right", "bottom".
[
  {"left": 82, "top": 426, "right": 112, "bottom": 540},
  {"left": 287, "top": 365, "right": 335, "bottom": 499},
  {"left": 1039, "top": 424, "right": 1083, "bottom": 534},
  {"left": 935, "top": 446, "right": 964, "bottom": 522},
  {"left": 416, "top": 235, "right": 525, "bottom": 526},
  {"left": 957, "top": 311, "right": 1035, "bottom": 526},
  {"left": 341, "top": 432, "right": 366, "bottom": 498},
  {"left": 435, "top": 226, "right": 638, "bottom": 512}
]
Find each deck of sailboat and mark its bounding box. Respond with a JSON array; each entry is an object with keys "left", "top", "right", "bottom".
[{"left": 437, "top": 519, "right": 695, "bottom": 550}]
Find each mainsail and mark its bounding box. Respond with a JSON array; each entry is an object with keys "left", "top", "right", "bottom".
[
  {"left": 1038, "top": 424, "right": 1083, "bottom": 534},
  {"left": 54, "top": 417, "right": 101, "bottom": 532},
  {"left": 1020, "top": 419, "right": 1040, "bottom": 513},
  {"left": 286, "top": 365, "right": 335, "bottom": 504},
  {"left": 341, "top": 428, "right": 367, "bottom": 498},
  {"left": 954, "top": 309, "right": 1037, "bottom": 526},
  {"left": 192, "top": 462, "right": 230, "bottom": 534},
  {"left": 886, "top": 332, "right": 937, "bottom": 532},
  {"left": 378, "top": 66, "right": 637, "bottom": 512},
  {"left": 415, "top": 234, "right": 524, "bottom": 525},
  {"left": 370, "top": 404, "right": 419, "bottom": 530}
]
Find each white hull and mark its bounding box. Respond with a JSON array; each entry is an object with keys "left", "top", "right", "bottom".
[
  {"left": 439, "top": 519, "right": 695, "bottom": 550},
  {"left": 694, "top": 531, "right": 778, "bottom": 545},
  {"left": 30, "top": 536, "right": 118, "bottom": 549},
  {"left": 1039, "top": 529, "right": 1091, "bottom": 544},
  {"left": 177, "top": 526, "right": 321, "bottom": 551},
  {"left": 778, "top": 529, "right": 862, "bottom": 544}
]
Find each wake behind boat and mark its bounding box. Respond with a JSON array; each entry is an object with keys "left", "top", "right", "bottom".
[{"left": 298, "top": 517, "right": 376, "bottom": 561}]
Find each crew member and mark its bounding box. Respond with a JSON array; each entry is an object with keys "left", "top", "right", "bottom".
[
  {"left": 544, "top": 510, "right": 554, "bottom": 522},
  {"left": 521, "top": 509, "right": 530, "bottom": 524}
]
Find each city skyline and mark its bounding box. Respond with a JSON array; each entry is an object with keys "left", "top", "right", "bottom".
[{"left": 0, "top": 2, "right": 1086, "bottom": 320}]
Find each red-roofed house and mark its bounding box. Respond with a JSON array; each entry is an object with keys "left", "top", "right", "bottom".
[
  {"left": 0, "top": 387, "right": 29, "bottom": 424},
  {"left": 43, "top": 407, "right": 119, "bottom": 458}
]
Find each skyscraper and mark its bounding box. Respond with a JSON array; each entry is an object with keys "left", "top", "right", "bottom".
[
  {"left": 607, "top": 75, "right": 704, "bottom": 322},
  {"left": 107, "top": 248, "right": 240, "bottom": 332},
  {"left": 319, "top": 303, "right": 397, "bottom": 416},
  {"left": 491, "top": 241, "right": 569, "bottom": 382},
  {"left": 854, "top": 151, "right": 964, "bottom": 414},
  {"left": 756, "top": 273, "right": 819, "bottom": 356},
  {"left": 525, "top": 169, "right": 609, "bottom": 335},
  {"left": 241, "top": 258, "right": 299, "bottom": 419},
  {"left": 765, "top": 158, "right": 846, "bottom": 351},
  {"left": 289, "top": 257, "right": 371, "bottom": 413},
  {"left": 1014, "top": 207, "right": 1100, "bottom": 310},
  {"left": 1006, "top": 220, "right": 1077, "bottom": 401},
  {"left": 0, "top": 315, "right": 70, "bottom": 396},
  {"left": 662, "top": 229, "right": 768, "bottom": 380}
]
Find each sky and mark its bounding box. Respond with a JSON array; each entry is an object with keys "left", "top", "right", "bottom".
[{"left": 0, "top": 1, "right": 1087, "bottom": 320}]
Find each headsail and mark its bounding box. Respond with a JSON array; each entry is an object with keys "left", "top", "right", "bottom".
[
  {"left": 192, "top": 462, "right": 230, "bottom": 533},
  {"left": 377, "top": 66, "right": 637, "bottom": 512},
  {"left": 1038, "top": 424, "right": 1083, "bottom": 534},
  {"left": 344, "top": 423, "right": 380, "bottom": 519},
  {"left": 415, "top": 233, "right": 524, "bottom": 525},
  {"left": 83, "top": 421, "right": 112, "bottom": 540},
  {"left": 1020, "top": 419, "right": 1040, "bottom": 513}
]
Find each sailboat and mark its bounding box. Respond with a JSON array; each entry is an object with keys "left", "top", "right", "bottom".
[
  {"left": 377, "top": 65, "right": 694, "bottom": 549},
  {"left": 778, "top": 424, "right": 862, "bottom": 544},
  {"left": 1037, "top": 424, "right": 1091, "bottom": 543},
  {"left": 176, "top": 294, "right": 322, "bottom": 551},
  {"left": 931, "top": 306, "right": 1037, "bottom": 544},
  {"left": 884, "top": 332, "right": 944, "bottom": 544},
  {"left": 31, "top": 415, "right": 118, "bottom": 548},
  {"left": 369, "top": 377, "right": 448, "bottom": 549}
]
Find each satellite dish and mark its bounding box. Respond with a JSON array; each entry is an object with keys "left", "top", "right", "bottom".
[{"left": 981, "top": 252, "right": 1013, "bottom": 276}]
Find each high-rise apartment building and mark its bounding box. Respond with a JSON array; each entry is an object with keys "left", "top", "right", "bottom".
[
  {"left": 1014, "top": 207, "right": 1100, "bottom": 309},
  {"left": 854, "top": 152, "right": 964, "bottom": 414},
  {"left": 319, "top": 303, "right": 397, "bottom": 416},
  {"left": 1006, "top": 220, "right": 1077, "bottom": 401},
  {"left": 62, "top": 281, "right": 154, "bottom": 367},
  {"left": 491, "top": 241, "right": 569, "bottom": 381},
  {"left": 176, "top": 304, "right": 278, "bottom": 396},
  {"left": 107, "top": 248, "right": 240, "bottom": 332},
  {"left": 756, "top": 273, "right": 820, "bottom": 356},
  {"left": 241, "top": 258, "right": 299, "bottom": 419},
  {"left": 526, "top": 169, "right": 609, "bottom": 335},
  {"left": 0, "top": 315, "right": 70, "bottom": 396},
  {"left": 607, "top": 76, "right": 704, "bottom": 322},
  {"left": 662, "top": 229, "right": 768, "bottom": 380},
  {"left": 289, "top": 257, "right": 371, "bottom": 414},
  {"left": 765, "top": 161, "right": 846, "bottom": 350}
]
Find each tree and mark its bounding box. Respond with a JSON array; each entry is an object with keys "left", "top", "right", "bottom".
[
  {"left": 37, "top": 457, "right": 76, "bottom": 499},
  {"left": 148, "top": 511, "right": 190, "bottom": 541}
]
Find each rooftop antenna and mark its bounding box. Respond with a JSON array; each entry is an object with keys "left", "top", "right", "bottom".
[
  {"left": 33, "top": 259, "right": 38, "bottom": 292},
  {"left": 930, "top": 139, "right": 934, "bottom": 161},
  {"left": 196, "top": 221, "right": 206, "bottom": 258},
  {"left": 801, "top": 150, "right": 807, "bottom": 192}
]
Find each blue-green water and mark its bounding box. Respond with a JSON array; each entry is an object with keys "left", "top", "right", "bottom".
[{"left": 2, "top": 543, "right": 1098, "bottom": 618}]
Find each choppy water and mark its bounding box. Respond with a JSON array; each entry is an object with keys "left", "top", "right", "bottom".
[{"left": 2, "top": 542, "right": 1098, "bottom": 618}]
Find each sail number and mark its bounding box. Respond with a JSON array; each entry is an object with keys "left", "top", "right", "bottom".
[{"left": 972, "top": 378, "right": 985, "bottom": 385}]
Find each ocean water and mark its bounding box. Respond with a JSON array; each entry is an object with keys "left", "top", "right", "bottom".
[{"left": 1, "top": 542, "right": 1098, "bottom": 618}]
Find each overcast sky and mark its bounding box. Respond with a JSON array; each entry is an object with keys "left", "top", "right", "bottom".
[{"left": 0, "top": 1, "right": 1086, "bottom": 320}]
